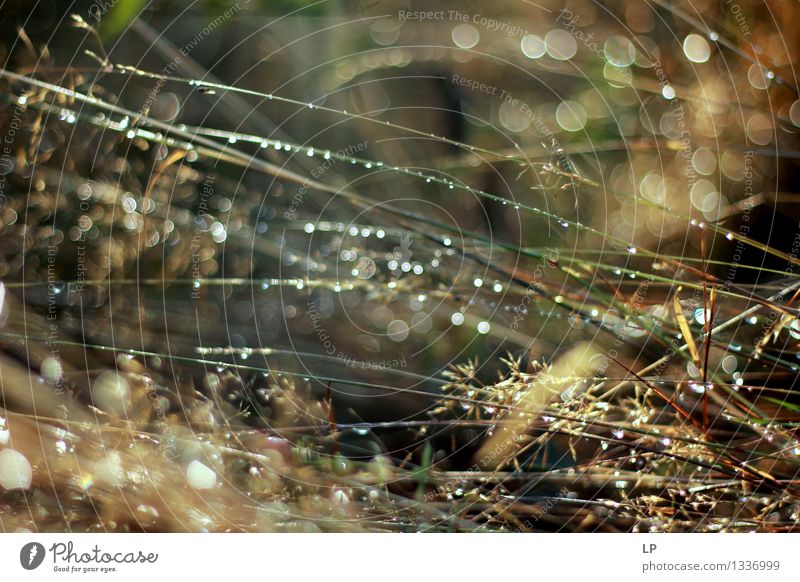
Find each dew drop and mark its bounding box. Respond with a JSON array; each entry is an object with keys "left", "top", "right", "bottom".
[
  {"left": 693, "top": 307, "right": 709, "bottom": 325},
  {"left": 721, "top": 354, "right": 737, "bottom": 374},
  {"left": 683, "top": 34, "right": 711, "bottom": 63},
  {"left": 186, "top": 460, "right": 217, "bottom": 490},
  {"left": 688, "top": 381, "right": 706, "bottom": 394},
  {"left": 92, "top": 372, "right": 131, "bottom": 417}
]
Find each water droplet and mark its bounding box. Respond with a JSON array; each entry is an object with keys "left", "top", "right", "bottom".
[
  {"left": 789, "top": 319, "right": 800, "bottom": 340},
  {"left": 0, "top": 449, "right": 32, "bottom": 490},
  {"left": 92, "top": 372, "right": 131, "bottom": 417},
  {"left": 451, "top": 23, "right": 480, "bottom": 49},
  {"left": 545, "top": 29, "right": 578, "bottom": 60},
  {"left": 683, "top": 34, "right": 711, "bottom": 63},
  {"left": 688, "top": 381, "right": 706, "bottom": 394},
  {"left": 387, "top": 319, "right": 409, "bottom": 342},
  {"left": 721, "top": 354, "right": 737, "bottom": 373},
  {"left": 693, "top": 307, "right": 709, "bottom": 325},
  {"left": 521, "top": 34, "right": 546, "bottom": 59}
]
